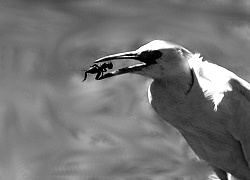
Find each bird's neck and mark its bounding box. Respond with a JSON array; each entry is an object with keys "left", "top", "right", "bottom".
[
  {"left": 168, "top": 73, "right": 193, "bottom": 95},
  {"left": 149, "top": 72, "right": 194, "bottom": 127},
  {"left": 160, "top": 62, "right": 194, "bottom": 95},
  {"left": 149, "top": 65, "right": 194, "bottom": 127}
]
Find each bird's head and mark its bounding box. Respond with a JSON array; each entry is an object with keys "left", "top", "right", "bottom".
[{"left": 95, "top": 40, "right": 193, "bottom": 80}]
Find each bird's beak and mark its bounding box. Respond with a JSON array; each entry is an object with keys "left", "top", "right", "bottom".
[
  {"left": 94, "top": 50, "right": 150, "bottom": 80},
  {"left": 95, "top": 51, "right": 139, "bottom": 63}
]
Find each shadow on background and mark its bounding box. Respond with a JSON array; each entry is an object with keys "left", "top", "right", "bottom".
[{"left": 0, "top": 1, "right": 249, "bottom": 179}]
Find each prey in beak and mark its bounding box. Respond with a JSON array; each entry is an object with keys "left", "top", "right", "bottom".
[{"left": 82, "top": 49, "right": 162, "bottom": 81}]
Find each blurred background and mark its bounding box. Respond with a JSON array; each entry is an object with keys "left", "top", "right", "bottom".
[{"left": 0, "top": 0, "right": 250, "bottom": 179}]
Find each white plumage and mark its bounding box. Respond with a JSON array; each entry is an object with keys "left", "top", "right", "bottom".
[{"left": 94, "top": 40, "right": 250, "bottom": 180}]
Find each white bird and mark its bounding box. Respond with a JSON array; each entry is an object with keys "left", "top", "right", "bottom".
[{"left": 94, "top": 40, "right": 250, "bottom": 180}]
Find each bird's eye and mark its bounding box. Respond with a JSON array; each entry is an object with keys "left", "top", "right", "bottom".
[{"left": 151, "top": 50, "right": 162, "bottom": 59}]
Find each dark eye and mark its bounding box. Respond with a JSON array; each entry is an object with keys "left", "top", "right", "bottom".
[{"left": 151, "top": 50, "right": 162, "bottom": 59}]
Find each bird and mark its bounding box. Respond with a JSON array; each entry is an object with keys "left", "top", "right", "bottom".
[{"left": 93, "top": 40, "right": 250, "bottom": 180}]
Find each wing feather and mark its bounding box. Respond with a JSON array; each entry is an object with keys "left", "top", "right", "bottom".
[
  {"left": 229, "top": 77, "right": 250, "bottom": 102},
  {"left": 198, "top": 56, "right": 250, "bottom": 167},
  {"left": 228, "top": 77, "right": 250, "bottom": 167}
]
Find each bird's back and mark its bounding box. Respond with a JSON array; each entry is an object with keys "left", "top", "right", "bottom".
[{"left": 188, "top": 53, "right": 250, "bottom": 111}]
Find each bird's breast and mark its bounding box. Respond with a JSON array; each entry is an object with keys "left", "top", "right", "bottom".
[
  {"left": 148, "top": 79, "right": 230, "bottom": 133},
  {"left": 148, "top": 80, "right": 201, "bottom": 127},
  {"left": 148, "top": 80, "right": 240, "bottom": 166}
]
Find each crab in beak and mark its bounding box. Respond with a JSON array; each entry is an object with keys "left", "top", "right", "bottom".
[{"left": 94, "top": 49, "right": 162, "bottom": 80}]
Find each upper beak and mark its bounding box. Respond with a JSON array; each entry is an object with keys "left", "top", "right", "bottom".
[{"left": 94, "top": 51, "right": 139, "bottom": 63}]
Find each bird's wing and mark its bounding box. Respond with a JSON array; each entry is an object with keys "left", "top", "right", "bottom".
[
  {"left": 189, "top": 54, "right": 237, "bottom": 110},
  {"left": 189, "top": 54, "right": 250, "bottom": 100},
  {"left": 228, "top": 77, "right": 250, "bottom": 168},
  {"left": 189, "top": 54, "right": 250, "bottom": 167},
  {"left": 229, "top": 77, "right": 250, "bottom": 102}
]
